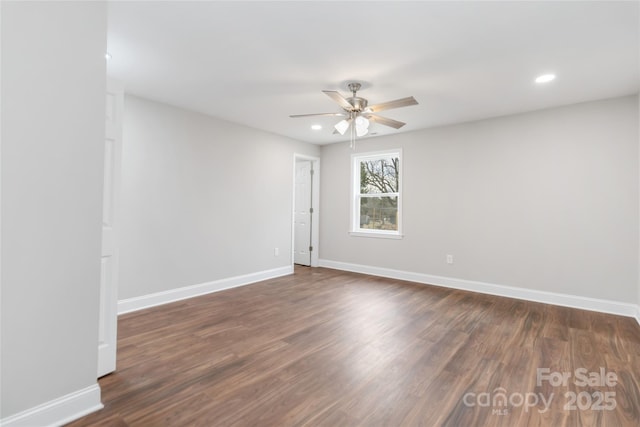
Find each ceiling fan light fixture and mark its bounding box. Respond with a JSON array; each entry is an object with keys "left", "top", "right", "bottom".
[
  {"left": 334, "top": 119, "right": 349, "bottom": 135},
  {"left": 355, "top": 116, "right": 369, "bottom": 128},
  {"left": 355, "top": 116, "right": 370, "bottom": 137}
]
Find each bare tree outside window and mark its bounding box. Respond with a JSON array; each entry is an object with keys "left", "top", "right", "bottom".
[
  {"left": 360, "top": 157, "right": 399, "bottom": 194},
  {"left": 358, "top": 155, "right": 400, "bottom": 231}
]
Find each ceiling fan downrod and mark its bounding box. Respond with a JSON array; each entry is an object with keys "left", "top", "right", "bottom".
[{"left": 348, "top": 82, "right": 361, "bottom": 96}]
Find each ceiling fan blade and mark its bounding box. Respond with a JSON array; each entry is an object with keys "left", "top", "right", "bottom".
[
  {"left": 289, "top": 112, "right": 347, "bottom": 118},
  {"left": 322, "top": 90, "right": 353, "bottom": 110},
  {"left": 367, "top": 96, "right": 418, "bottom": 113},
  {"left": 365, "top": 114, "right": 406, "bottom": 129}
]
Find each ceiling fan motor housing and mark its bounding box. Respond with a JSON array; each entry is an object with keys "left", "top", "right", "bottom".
[{"left": 347, "top": 97, "right": 368, "bottom": 112}]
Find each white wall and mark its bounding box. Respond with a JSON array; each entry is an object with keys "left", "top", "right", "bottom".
[
  {"left": 119, "top": 96, "right": 320, "bottom": 300},
  {"left": 320, "top": 96, "right": 639, "bottom": 304},
  {"left": 1, "top": 0, "right": 106, "bottom": 420}
]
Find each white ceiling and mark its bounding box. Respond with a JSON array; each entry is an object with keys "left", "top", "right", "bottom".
[{"left": 107, "top": 1, "right": 639, "bottom": 145}]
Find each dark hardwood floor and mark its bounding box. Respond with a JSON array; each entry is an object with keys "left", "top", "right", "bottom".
[{"left": 68, "top": 267, "right": 640, "bottom": 426}]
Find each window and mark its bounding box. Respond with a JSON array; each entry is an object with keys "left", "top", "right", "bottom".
[{"left": 351, "top": 150, "right": 402, "bottom": 238}]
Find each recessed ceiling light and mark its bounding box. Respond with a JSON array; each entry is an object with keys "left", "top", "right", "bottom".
[
  {"left": 535, "top": 74, "right": 556, "bottom": 83},
  {"left": 311, "top": 124, "right": 322, "bottom": 131},
  {"left": 105, "top": 52, "right": 112, "bottom": 60}
]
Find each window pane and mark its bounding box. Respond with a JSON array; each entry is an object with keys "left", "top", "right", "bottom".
[
  {"left": 360, "top": 157, "right": 399, "bottom": 194},
  {"left": 359, "top": 196, "right": 398, "bottom": 230}
]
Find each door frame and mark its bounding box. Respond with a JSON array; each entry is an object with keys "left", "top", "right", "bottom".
[{"left": 292, "top": 154, "right": 320, "bottom": 267}]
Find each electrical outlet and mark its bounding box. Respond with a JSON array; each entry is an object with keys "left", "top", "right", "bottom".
[
  {"left": 446, "top": 254, "right": 454, "bottom": 264},
  {"left": 274, "top": 248, "right": 279, "bottom": 257}
]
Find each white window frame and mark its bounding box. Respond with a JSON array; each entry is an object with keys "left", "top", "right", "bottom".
[{"left": 350, "top": 149, "right": 403, "bottom": 239}]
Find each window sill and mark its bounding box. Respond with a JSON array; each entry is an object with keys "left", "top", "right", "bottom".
[{"left": 349, "top": 231, "right": 404, "bottom": 240}]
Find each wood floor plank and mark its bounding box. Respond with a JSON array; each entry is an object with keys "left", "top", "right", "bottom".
[{"left": 67, "top": 267, "right": 640, "bottom": 426}]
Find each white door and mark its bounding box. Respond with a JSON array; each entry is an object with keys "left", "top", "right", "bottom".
[
  {"left": 294, "top": 161, "right": 313, "bottom": 266},
  {"left": 98, "top": 80, "right": 123, "bottom": 377}
]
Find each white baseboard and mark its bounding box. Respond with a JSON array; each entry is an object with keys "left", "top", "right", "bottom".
[
  {"left": 0, "top": 384, "right": 102, "bottom": 427},
  {"left": 319, "top": 259, "right": 640, "bottom": 321},
  {"left": 118, "top": 265, "right": 293, "bottom": 315}
]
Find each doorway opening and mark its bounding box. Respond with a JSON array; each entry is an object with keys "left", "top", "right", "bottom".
[{"left": 293, "top": 154, "right": 320, "bottom": 267}]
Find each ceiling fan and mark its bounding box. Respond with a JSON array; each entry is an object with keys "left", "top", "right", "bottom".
[{"left": 290, "top": 82, "right": 418, "bottom": 146}]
